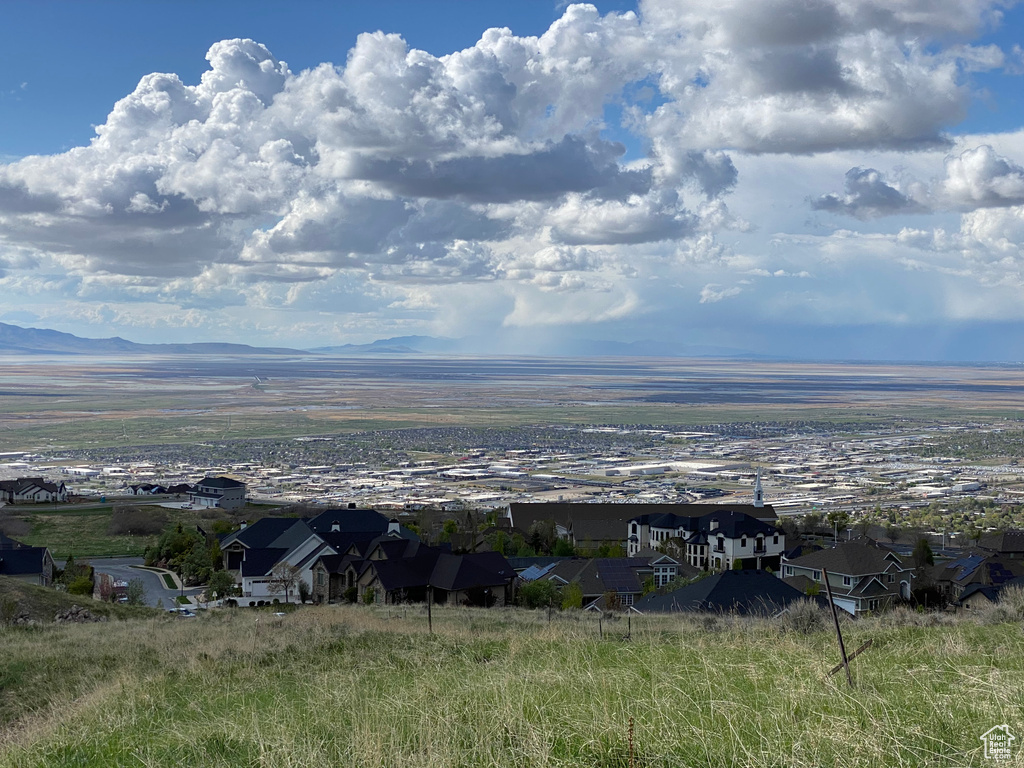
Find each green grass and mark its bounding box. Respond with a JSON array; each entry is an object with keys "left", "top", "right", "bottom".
[
  {"left": 0, "top": 576, "right": 156, "bottom": 626},
  {"left": 0, "top": 604, "right": 1022, "bottom": 767}
]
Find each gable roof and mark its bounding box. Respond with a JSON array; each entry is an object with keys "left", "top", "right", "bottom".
[
  {"left": 635, "top": 570, "right": 806, "bottom": 615},
  {"left": 220, "top": 517, "right": 311, "bottom": 550},
  {"left": 239, "top": 547, "right": 289, "bottom": 577},
  {"left": 430, "top": 552, "right": 515, "bottom": 592},
  {"left": 196, "top": 476, "right": 245, "bottom": 489},
  {"left": 512, "top": 502, "right": 777, "bottom": 532},
  {"left": 0, "top": 547, "right": 49, "bottom": 576},
  {"left": 784, "top": 539, "right": 904, "bottom": 576},
  {"left": 978, "top": 530, "right": 1024, "bottom": 555}
]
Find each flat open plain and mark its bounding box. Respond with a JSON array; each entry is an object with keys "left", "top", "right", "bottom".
[{"left": 1, "top": 355, "right": 1023, "bottom": 452}]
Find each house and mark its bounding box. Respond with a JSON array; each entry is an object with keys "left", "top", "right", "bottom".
[
  {"left": 627, "top": 509, "right": 785, "bottom": 571},
  {"left": 0, "top": 533, "right": 54, "bottom": 586},
  {"left": 932, "top": 553, "right": 1024, "bottom": 603},
  {"left": 189, "top": 476, "right": 246, "bottom": 511},
  {"left": 0, "top": 478, "right": 68, "bottom": 504},
  {"left": 634, "top": 569, "right": 810, "bottom": 616},
  {"left": 957, "top": 574, "right": 1024, "bottom": 609},
  {"left": 222, "top": 508, "right": 419, "bottom": 605},
  {"left": 127, "top": 483, "right": 167, "bottom": 496},
  {"left": 977, "top": 530, "right": 1024, "bottom": 559},
  {"left": 313, "top": 538, "right": 516, "bottom": 607},
  {"left": 534, "top": 552, "right": 694, "bottom": 609},
  {"left": 508, "top": 501, "right": 778, "bottom": 558},
  {"left": 779, "top": 539, "right": 912, "bottom": 615}
]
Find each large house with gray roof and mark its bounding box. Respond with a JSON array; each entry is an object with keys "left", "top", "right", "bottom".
[
  {"left": 628, "top": 509, "right": 785, "bottom": 571},
  {"left": 189, "top": 476, "right": 246, "bottom": 511},
  {"left": 780, "top": 539, "right": 912, "bottom": 615}
]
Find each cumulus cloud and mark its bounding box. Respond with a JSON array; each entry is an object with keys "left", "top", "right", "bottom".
[
  {"left": 812, "top": 167, "right": 928, "bottom": 218},
  {"left": 939, "top": 145, "right": 1024, "bottom": 209},
  {"left": 0, "top": 1, "right": 1020, "bottom": 345}
]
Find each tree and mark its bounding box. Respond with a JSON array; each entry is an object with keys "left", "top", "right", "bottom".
[
  {"left": 298, "top": 579, "right": 311, "bottom": 604},
  {"left": 517, "top": 579, "right": 560, "bottom": 609},
  {"left": 125, "top": 578, "right": 147, "bottom": 606},
  {"left": 561, "top": 581, "right": 583, "bottom": 610},
  {"left": 552, "top": 538, "right": 575, "bottom": 557},
  {"left": 885, "top": 524, "right": 902, "bottom": 544},
  {"left": 800, "top": 512, "right": 824, "bottom": 536},
  {"left": 528, "top": 520, "right": 558, "bottom": 555},
  {"left": 206, "top": 570, "right": 237, "bottom": 601},
  {"left": 912, "top": 538, "right": 935, "bottom": 570},
  {"left": 267, "top": 562, "right": 303, "bottom": 604}
]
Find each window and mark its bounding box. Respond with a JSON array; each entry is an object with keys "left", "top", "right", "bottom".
[
  {"left": 741, "top": 537, "right": 747, "bottom": 548},
  {"left": 812, "top": 570, "right": 821, "bottom": 581},
  {"left": 784, "top": 566, "right": 793, "bottom": 577},
  {"left": 843, "top": 576, "right": 852, "bottom": 587},
  {"left": 887, "top": 574, "right": 895, "bottom": 583},
  {"left": 621, "top": 593, "right": 634, "bottom": 606},
  {"left": 631, "top": 523, "right": 637, "bottom": 534},
  {"left": 773, "top": 535, "right": 779, "bottom": 545}
]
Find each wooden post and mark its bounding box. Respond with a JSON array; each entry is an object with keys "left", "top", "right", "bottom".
[
  {"left": 599, "top": 616, "right": 603, "bottom": 639},
  {"left": 828, "top": 639, "right": 873, "bottom": 677},
  {"left": 821, "top": 568, "right": 852, "bottom": 687},
  {"left": 427, "top": 585, "right": 433, "bottom": 634}
]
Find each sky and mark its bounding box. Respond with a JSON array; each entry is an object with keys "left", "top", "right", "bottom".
[{"left": 3, "top": 0, "right": 1024, "bottom": 360}]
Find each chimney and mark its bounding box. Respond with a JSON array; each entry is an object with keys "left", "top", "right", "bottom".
[
  {"left": 709, "top": 518, "right": 719, "bottom": 532},
  {"left": 753, "top": 467, "right": 764, "bottom": 508},
  {"left": 387, "top": 518, "right": 400, "bottom": 536},
  {"left": 331, "top": 520, "right": 340, "bottom": 532},
  {"left": 348, "top": 502, "right": 356, "bottom": 509},
  {"left": 239, "top": 521, "right": 247, "bottom": 530}
]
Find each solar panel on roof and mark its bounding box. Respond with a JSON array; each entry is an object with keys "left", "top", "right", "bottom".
[{"left": 597, "top": 562, "right": 641, "bottom": 593}]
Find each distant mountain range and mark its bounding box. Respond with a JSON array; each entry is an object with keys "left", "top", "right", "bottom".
[
  {"left": 0, "top": 322, "right": 301, "bottom": 355},
  {"left": 0, "top": 322, "right": 763, "bottom": 359}
]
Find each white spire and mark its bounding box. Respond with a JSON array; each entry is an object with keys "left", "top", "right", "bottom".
[{"left": 753, "top": 466, "right": 764, "bottom": 508}]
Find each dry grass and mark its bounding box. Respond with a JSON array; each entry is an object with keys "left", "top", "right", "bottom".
[{"left": 1, "top": 604, "right": 1023, "bottom": 767}]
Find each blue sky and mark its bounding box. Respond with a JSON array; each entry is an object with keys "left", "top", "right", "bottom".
[{"left": 2, "top": 0, "right": 1024, "bottom": 360}]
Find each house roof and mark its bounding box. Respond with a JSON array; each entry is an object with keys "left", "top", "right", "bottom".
[
  {"left": 512, "top": 502, "right": 777, "bottom": 532},
  {"left": 430, "top": 552, "right": 515, "bottom": 591},
  {"left": 571, "top": 518, "right": 627, "bottom": 543},
  {"left": 784, "top": 539, "right": 904, "bottom": 576},
  {"left": 220, "top": 517, "right": 310, "bottom": 550},
  {"left": 0, "top": 547, "right": 48, "bottom": 576},
  {"left": 547, "top": 557, "right": 651, "bottom": 597},
  {"left": 978, "top": 530, "right": 1024, "bottom": 555},
  {"left": 700, "top": 510, "right": 777, "bottom": 539},
  {"left": 635, "top": 570, "right": 806, "bottom": 615},
  {"left": 196, "top": 476, "right": 245, "bottom": 489},
  {"left": 239, "top": 547, "right": 288, "bottom": 577},
  {"left": 0, "top": 532, "right": 28, "bottom": 551}
]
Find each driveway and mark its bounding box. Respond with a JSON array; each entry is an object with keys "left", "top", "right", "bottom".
[{"left": 90, "top": 557, "right": 204, "bottom": 609}]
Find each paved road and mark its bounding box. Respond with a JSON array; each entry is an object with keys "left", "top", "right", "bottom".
[{"left": 90, "top": 557, "right": 204, "bottom": 609}]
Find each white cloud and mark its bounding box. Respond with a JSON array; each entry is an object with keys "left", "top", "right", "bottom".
[{"left": 1, "top": 2, "right": 1023, "bottom": 350}]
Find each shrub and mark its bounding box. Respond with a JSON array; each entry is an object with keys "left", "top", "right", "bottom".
[
  {"left": 344, "top": 587, "right": 357, "bottom": 603},
  {"left": 517, "top": 580, "right": 560, "bottom": 609},
  {"left": 67, "top": 576, "right": 94, "bottom": 596},
  {"left": 779, "top": 599, "right": 827, "bottom": 634},
  {"left": 363, "top": 587, "right": 376, "bottom": 605},
  {"left": 108, "top": 505, "right": 168, "bottom": 536},
  {"left": 561, "top": 582, "right": 583, "bottom": 610}
]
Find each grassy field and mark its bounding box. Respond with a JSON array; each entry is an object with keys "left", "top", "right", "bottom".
[{"left": 1, "top": 599, "right": 1022, "bottom": 767}]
